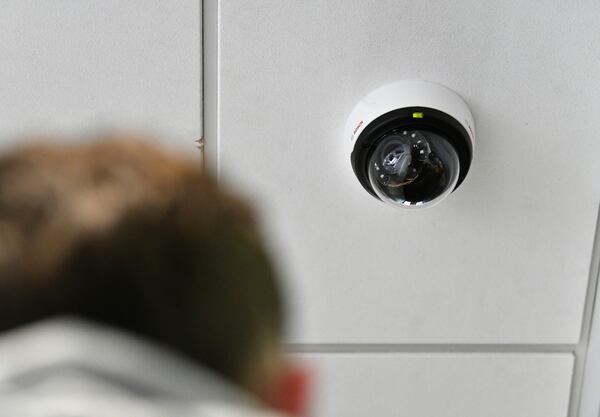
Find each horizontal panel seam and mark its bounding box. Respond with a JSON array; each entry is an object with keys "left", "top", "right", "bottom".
[{"left": 286, "top": 343, "right": 577, "bottom": 354}]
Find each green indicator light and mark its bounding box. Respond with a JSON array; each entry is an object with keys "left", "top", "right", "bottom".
[{"left": 412, "top": 112, "right": 424, "bottom": 119}]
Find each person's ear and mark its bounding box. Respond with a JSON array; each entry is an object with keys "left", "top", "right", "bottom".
[{"left": 263, "top": 361, "right": 311, "bottom": 417}]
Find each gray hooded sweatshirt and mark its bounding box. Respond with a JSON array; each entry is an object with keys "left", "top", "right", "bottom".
[{"left": 0, "top": 318, "right": 286, "bottom": 417}]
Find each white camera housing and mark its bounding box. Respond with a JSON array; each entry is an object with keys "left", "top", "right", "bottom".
[{"left": 345, "top": 80, "right": 475, "bottom": 209}]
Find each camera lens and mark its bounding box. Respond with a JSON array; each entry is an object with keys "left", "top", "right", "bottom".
[{"left": 367, "top": 129, "right": 460, "bottom": 209}]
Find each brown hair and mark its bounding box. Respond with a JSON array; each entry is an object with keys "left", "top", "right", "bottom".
[{"left": 0, "top": 136, "right": 284, "bottom": 389}]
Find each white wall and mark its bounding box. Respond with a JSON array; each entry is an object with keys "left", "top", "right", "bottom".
[
  {"left": 2, "top": 1, "right": 598, "bottom": 415},
  {"left": 0, "top": 0, "right": 201, "bottom": 154},
  {"left": 300, "top": 353, "right": 573, "bottom": 417},
  {"left": 206, "top": 0, "right": 600, "bottom": 415}
]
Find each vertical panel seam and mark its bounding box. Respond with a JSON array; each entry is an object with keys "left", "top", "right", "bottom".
[{"left": 568, "top": 203, "right": 600, "bottom": 417}]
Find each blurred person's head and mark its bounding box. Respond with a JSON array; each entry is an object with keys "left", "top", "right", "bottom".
[{"left": 0, "top": 137, "right": 302, "bottom": 411}]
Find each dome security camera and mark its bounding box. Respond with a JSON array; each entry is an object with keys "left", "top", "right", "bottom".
[{"left": 345, "top": 80, "right": 475, "bottom": 209}]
